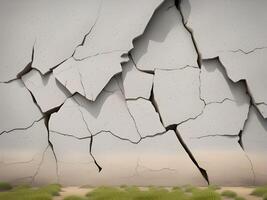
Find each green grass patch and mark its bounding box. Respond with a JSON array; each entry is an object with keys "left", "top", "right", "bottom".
[
  {"left": 191, "top": 188, "right": 221, "bottom": 200},
  {"left": 183, "top": 185, "right": 197, "bottom": 193},
  {"left": 38, "top": 184, "right": 61, "bottom": 196},
  {"left": 208, "top": 185, "right": 221, "bottom": 190},
  {"left": 251, "top": 185, "right": 267, "bottom": 197},
  {"left": 86, "top": 186, "right": 190, "bottom": 200},
  {"left": 0, "top": 184, "right": 61, "bottom": 200},
  {"left": 63, "top": 195, "right": 86, "bottom": 200},
  {"left": 221, "top": 190, "right": 237, "bottom": 198},
  {"left": 85, "top": 186, "right": 223, "bottom": 200},
  {"left": 0, "top": 182, "right": 12, "bottom": 191},
  {"left": 11, "top": 185, "right": 31, "bottom": 191},
  {"left": 172, "top": 186, "right": 181, "bottom": 190},
  {"left": 235, "top": 196, "right": 246, "bottom": 200},
  {"left": 263, "top": 193, "right": 267, "bottom": 200}
]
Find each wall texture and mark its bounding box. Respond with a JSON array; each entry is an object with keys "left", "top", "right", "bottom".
[{"left": 0, "top": 0, "right": 267, "bottom": 186}]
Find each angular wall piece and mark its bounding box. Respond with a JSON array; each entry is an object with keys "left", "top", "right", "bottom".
[
  {"left": 153, "top": 68, "right": 204, "bottom": 127},
  {"left": 22, "top": 69, "right": 70, "bottom": 113},
  {"left": 0, "top": 80, "right": 42, "bottom": 134},
  {"left": 200, "top": 59, "right": 248, "bottom": 104},
  {"left": 54, "top": 53, "right": 127, "bottom": 101},
  {"left": 257, "top": 104, "right": 267, "bottom": 119},
  {"left": 122, "top": 59, "right": 153, "bottom": 99},
  {"left": 126, "top": 99, "right": 165, "bottom": 137},
  {"left": 131, "top": 0, "right": 198, "bottom": 71}
]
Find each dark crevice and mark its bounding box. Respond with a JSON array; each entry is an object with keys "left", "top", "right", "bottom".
[
  {"left": 126, "top": 97, "right": 149, "bottom": 101},
  {"left": 236, "top": 104, "right": 256, "bottom": 185},
  {"left": 38, "top": 0, "right": 102, "bottom": 75},
  {"left": 173, "top": 127, "right": 210, "bottom": 184},
  {"left": 81, "top": 114, "right": 102, "bottom": 172},
  {"left": 17, "top": 44, "right": 35, "bottom": 79},
  {"left": 73, "top": 50, "right": 126, "bottom": 62},
  {"left": 175, "top": 0, "right": 202, "bottom": 68},
  {"left": 43, "top": 58, "right": 70, "bottom": 76},
  {"left": 0, "top": 117, "right": 44, "bottom": 136},
  {"left": 72, "top": 97, "right": 103, "bottom": 172},
  {"left": 89, "top": 136, "right": 102, "bottom": 172},
  {"left": 149, "top": 84, "right": 165, "bottom": 127},
  {"left": 72, "top": 0, "right": 103, "bottom": 57},
  {"left": 115, "top": 78, "right": 143, "bottom": 139},
  {"left": 238, "top": 130, "right": 244, "bottom": 149},
  {"left": 43, "top": 103, "right": 61, "bottom": 182},
  {"left": 194, "top": 134, "right": 239, "bottom": 140},
  {"left": 229, "top": 46, "right": 267, "bottom": 55},
  {"left": 1, "top": 44, "right": 35, "bottom": 84},
  {"left": 50, "top": 130, "right": 92, "bottom": 140},
  {"left": 162, "top": 123, "right": 210, "bottom": 184}
]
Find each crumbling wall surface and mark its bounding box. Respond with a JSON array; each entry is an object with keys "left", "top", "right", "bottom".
[{"left": 0, "top": 0, "right": 266, "bottom": 186}]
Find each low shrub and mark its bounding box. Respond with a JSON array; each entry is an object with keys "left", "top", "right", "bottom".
[
  {"left": 0, "top": 182, "right": 12, "bottom": 191},
  {"left": 63, "top": 195, "right": 86, "bottom": 200},
  {"left": 235, "top": 196, "right": 246, "bottom": 200},
  {"left": 251, "top": 186, "right": 267, "bottom": 197},
  {"left": 191, "top": 188, "right": 221, "bottom": 200},
  {"left": 208, "top": 185, "right": 221, "bottom": 190}
]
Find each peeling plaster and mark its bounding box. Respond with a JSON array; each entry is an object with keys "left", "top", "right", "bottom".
[{"left": 0, "top": 0, "right": 267, "bottom": 186}]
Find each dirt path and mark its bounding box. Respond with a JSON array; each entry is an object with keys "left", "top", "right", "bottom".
[
  {"left": 53, "top": 187, "right": 92, "bottom": 200},
  {"left": 220, "top": 187, "right": 261, "bottom": 200}
]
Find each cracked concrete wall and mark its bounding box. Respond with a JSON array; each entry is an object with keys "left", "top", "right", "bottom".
[{"left": 0, "top": 0, "right": 266, "bottom": 186}]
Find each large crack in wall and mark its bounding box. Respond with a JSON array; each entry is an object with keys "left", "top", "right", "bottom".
[{"left": 0, "top": 0, "right": 267, "bottom": 186}]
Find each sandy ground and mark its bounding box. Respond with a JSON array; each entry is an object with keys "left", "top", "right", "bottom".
[
  {"left": 53, "top": 187, "right": 93, "bottom": 200},
  {"left": 53, "top": 186, "right": 262, "bottom": 200}
]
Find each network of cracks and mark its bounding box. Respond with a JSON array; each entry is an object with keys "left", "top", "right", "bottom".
[{"left": 0, "top": 0, "right": 267, "bottom": 186}]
